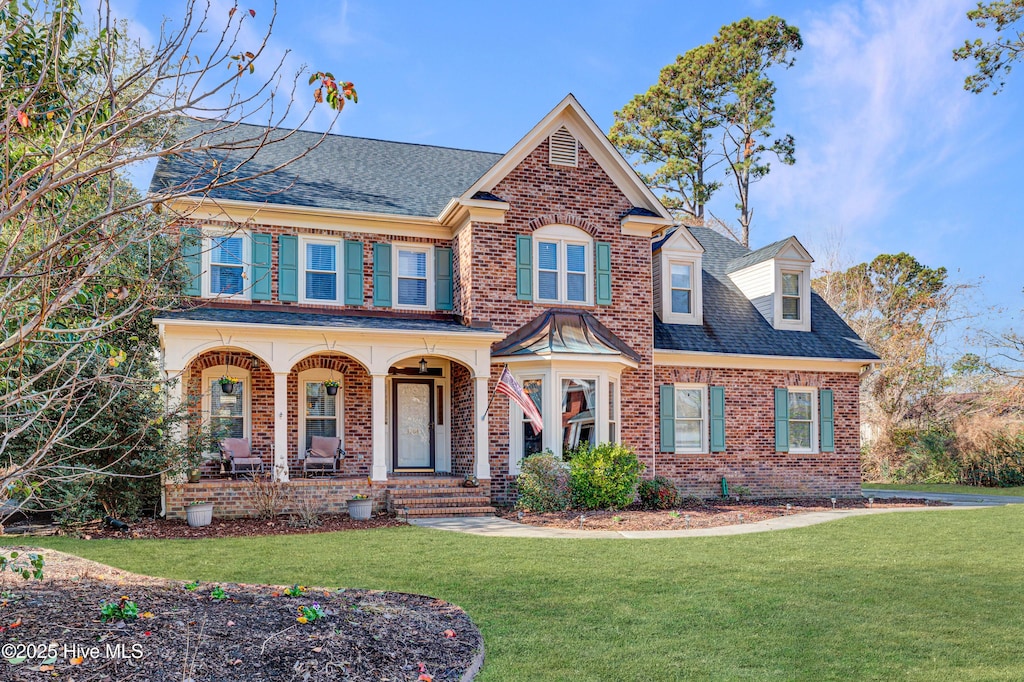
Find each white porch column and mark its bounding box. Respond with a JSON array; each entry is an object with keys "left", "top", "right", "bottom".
[
  {"left": 475, "top": 375, "right": 492, "bottom": 480},
  {"left": 160, "top": 368, "right": 187, "bottom": 517},
  {"left": 273, "top": 371, "right": 290, "bottom": 482},
  {"left": 371, "top": 373, "right": 388, "bottom": 481}
]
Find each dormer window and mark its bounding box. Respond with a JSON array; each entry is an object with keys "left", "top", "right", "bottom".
[
  {"left": 781, "top": 272, "right": 801, "bottom": 321},
  {"left": 726, "top": 235, "right": 813, "bottom": 332},
  {"left": 671, "top": 263, "right": 693, "bottom": 314},
  {"left": 653, "top": 227, "right": 704, "bottom": 326}
]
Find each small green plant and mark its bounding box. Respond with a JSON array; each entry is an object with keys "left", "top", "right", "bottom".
[
  {"left": 515, "top": 451, "right": 571, "bottom": 512},
  {"left": 210, "top": 585, "right": 227, "bottom": 601},
  {"left": 322, "top": 379, "right": 340, "bottom": 388},
  {"left": 669, "top": 510, "right": 681, "bottom": 519},
  {"left": 100, "top": 596, "right": 139, "bottom": 622},
  {"left": 350, "top": 493, "right": 368, "bottom": 500},
  {"left": 612, "top": 515, "right": 624, "bottom": 523},
  {"left": 184, "top": 580, "right": 200, "bottom": 591},
  {"left": 297, "top": 603, "right": 325, "bottom": 623},
  {"left": 638, "top": 476, "right": 679, "bottom": 510},
  {"left": 732, "top": 484, "right": 751, "bottom": 498},
  {"left": 0, "top": 551, "right": 44, "bottom": 580},
  {"left": 568, "top": 442, "right": 645, "bottom": 510},
  {"left": 284, "top": 584, "right": 306, "bottom": 597}
]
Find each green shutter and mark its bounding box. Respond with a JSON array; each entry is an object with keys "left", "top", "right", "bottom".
[
  {"left": 516, "top": 235, "right": 532, "bottom": 300},
  {"left": 251, "top": 233, "right": 272, "bottom": 300},
  {"left": 278, "top": 235, "right": 298, "bottom": 302},
  {"left": 659, "top": 384, "right": 675, "bottom": 453},
  {"left": 774, "top": 388, "right": 789, "bottom": 452},
  {"left": 710, "top": 386, "right": 726, "bottom": 453},
  {"left": 343, "top": 240, "right": 364, "bottom": 305},
  {"left": 435, "top": 247, "right": 453, "bottom": 311},
  {"left": 595, "top": 241, "right": 612, "bottom": 305},
  {"left": 373, "top": 242, "right": 392, "bottom": 307},
  {"left": 182, "top": 228, "right": 202, "bottom": 296},
  {"left": 820, "top": 389, "right": 835, "bottom": 453}
]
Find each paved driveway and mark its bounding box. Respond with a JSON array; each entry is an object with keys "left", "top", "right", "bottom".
[{"left": 862, "top": 488, "right": 1024, "bottom": 507}]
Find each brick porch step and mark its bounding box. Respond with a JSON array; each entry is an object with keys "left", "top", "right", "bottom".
[
  {"left": 395, "top": 495, "right": 492, "bottom": 508},
  {"left": 401, "top": 505, "right": 496, "bottom": 518}
]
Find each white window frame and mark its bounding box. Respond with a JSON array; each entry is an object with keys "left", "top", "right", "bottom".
[
  {"left": 533, "top": 225, "right": 593, "bottom": 306},
  {"left": 608, "top": 378, "right": 619, "bottom": 444},
  {"left": 299, "top": 236, "right": 344, "bottom": 305},
  {"left": 297, "top": 368, "right": 344, "bottom": 456},
  {"left": 200, "top": 364, "right": 252, "bottom": 455},
  {"left": 774, "top": 262, "right": 811, "bottom": 331},
  {"left": 661, "top": 255, "right": 702, "bottom": 325},
  {"left": 508, "top": 373, "right": 545, "bottom": 475},
  {"left": 673, "top": 383, "right": 708, "bottom": 454},
  {"left": 392, "top": 243, "right": 434, "bottom": 310},
  {"left": 787, "top": 386, "right": 818, "bottom": 454},
  {"left": 201, "top": 229, "right": 251, "bottom": 300}
]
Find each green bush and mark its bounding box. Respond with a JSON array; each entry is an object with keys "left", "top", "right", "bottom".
[
  {"left": 637, "top": 476, "right": 678, "bottom": 510},
  {"left": 568, "top": 442, "right": 645, "bottom": 510},
  {"left": 515, "top": 452, "right": 571, "bottom": 512}
]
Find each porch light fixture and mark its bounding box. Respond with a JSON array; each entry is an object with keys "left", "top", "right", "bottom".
[
  {"left": 418, "top": 357, "right": 428, "bottom": 374},
  {"left": 250, "top": 355, "right": 260, "bottom": 372}
]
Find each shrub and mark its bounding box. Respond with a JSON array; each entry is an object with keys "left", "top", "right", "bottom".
[
  {"left": 515, "top": 453, "right": 571, "bottom": 512},
  {"left": 637, "top": 476, "right": 678, "bottom": 510},
  {"left": 568, "top": 442, "right": 645, "bottom": 510}
]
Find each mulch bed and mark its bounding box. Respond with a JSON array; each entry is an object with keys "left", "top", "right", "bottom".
[
  {"left": 496, "top": 497, "right": 948, "bottom": 531},
  {"left": 0, "top": 548, "right": 483, "bottom": 681}
]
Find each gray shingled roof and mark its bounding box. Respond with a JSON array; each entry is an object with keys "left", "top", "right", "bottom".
[
  {"left": 156, "top": 306, "right": 499, "bottom": 335},
  {"left": 149, "top": 121, "right": 502, "bottom": 217},
  {"left": 724, "top": 237, "right": 795, "bottom": 273},
  {"left": 654, "top": 227, "right": 880, "bottom": 361}
]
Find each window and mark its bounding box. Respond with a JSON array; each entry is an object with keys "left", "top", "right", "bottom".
[
  {"left": 209, "top": 235, "right": 245, "bottom": 295},
  {"left": 608, "top": 380, "right": 618, "bottom": 443},
  {"left": 298, "top": 369, "right": 343, "bottom": 453},
  {"left": 201, "top": 365, "right": 251, "bottom": 450},
  {"left": 521, "top": 378, "right": 544, "bottom": 460},
  {"left": 788, "top": 388, "right": 816, "bottom": 452},
  {"left": 305, "top": 242, "right": 338, "bottom": 302},
  {"left": 782, "top": 272, "right": 801, "bottom": 321},
  {"left": 533, "top": 226, "right": 592, "bottom": 305},
  {"left": 395, "top": 246, "right": 431, "bottom": 308},
  {"left": 674, "top": 384, "right": 707, "bottom": 453},
  {"left": 671, "top": 263, "right": 692, "bottom": 314},
  {"left": 561, "top": 377, "right": 597, "bottom": 452}
]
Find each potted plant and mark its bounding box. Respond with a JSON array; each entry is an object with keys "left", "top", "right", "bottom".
[
  {"left": 347, "top": 493, "right": 372, "bottom": 520},
  {"left": 186, "top": 501, "right": 214, "bottom": 527},
  {"left": 323, "top": 379, "right": 340, "bottom": 396},
  {"left": 219, "top": 376, "right": 240, "bottom": 394}
]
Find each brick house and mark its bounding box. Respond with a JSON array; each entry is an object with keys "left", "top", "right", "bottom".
[{"left": 152, "top": 95, "right": 878, "bottom": 518}]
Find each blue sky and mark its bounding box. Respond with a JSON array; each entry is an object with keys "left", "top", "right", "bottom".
[{"left": 116, "top": 0, "right": 1023, "bottom": 348}]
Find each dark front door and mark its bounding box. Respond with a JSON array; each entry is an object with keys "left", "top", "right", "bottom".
[{"left": 392, "top": 378, "right": 435, "bottom": 471}]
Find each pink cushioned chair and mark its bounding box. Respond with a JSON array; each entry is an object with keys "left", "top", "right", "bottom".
[
  {"left": 303, "top": 436, "right": 344, "bottom": 477},
  {"left": 219, "top": 438, "right": 264, "bottom": 478}
]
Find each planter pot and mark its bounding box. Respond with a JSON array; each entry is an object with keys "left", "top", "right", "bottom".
[
  {"left": 347, "top": 498, "right": 372, "bottom": 521},
  {"left": 186, "top": 502, "right": 214, "bottom": 527},
  {"left": 220, "top": 382, "right": 236, "bottom": 394},
  {"left": 187, "top": 468, "right": 201, "bottom": 483},
  {"left": 325, "top": 385, "right": 339, "bottom": 396}
]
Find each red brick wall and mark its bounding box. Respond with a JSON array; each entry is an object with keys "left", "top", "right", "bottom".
[
  {"left": 450, "top": 363, "right": 475, "bottom": 478},
  {"left": 457, "top": 140, "right": 653, "bottom": 502},
  {"left": 652, "top": 365, "right": 862, "bottom": 498}
]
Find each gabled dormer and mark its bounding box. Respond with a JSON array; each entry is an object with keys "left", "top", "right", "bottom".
[
  {"left": 726, "top": 236, "right": 813, "bottom": 332},
  {"left": 652, "top": 226, "right": 704, "bottom": 325}
]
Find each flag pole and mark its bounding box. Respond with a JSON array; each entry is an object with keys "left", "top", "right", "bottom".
[{"left": 481, "top": 364, "right": 508, "bottom": 421}]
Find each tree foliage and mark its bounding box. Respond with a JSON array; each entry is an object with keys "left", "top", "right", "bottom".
[
  {"left": 611, "top": 16, "right": 801, "bottom": 246},
  {"left": 0, "top": 0, "right": 355, "bottom": 522},
  {"left": 954, "top": 0, "right": 1024, "bottom": 94}
]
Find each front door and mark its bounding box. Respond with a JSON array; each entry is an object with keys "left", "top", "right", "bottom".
[{"left": 392, "top": 378, "right": 435, "bottom": 471}]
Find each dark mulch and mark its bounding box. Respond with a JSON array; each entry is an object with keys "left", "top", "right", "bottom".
[
  {"left": 0, "top": 548, "right": 482, "bottom": 681},
  {"left": 497, "top": 496, "right": 949, "bottom": 531}
]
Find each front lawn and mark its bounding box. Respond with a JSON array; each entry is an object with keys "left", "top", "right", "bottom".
[
  {"left": 6, "top": 507, "right": 1023, "bottom": 681},
  {"left": 864, "top": 482, "right": 1024, "bottom": 496}
]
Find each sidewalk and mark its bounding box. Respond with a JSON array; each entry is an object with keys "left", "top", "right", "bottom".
[{"left": 409, "top": 504, "right": 999, "bottom": 539}]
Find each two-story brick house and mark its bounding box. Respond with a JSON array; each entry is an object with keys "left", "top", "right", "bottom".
[{"left": 152, "top": 95, "right": 878, "bottom": 518}]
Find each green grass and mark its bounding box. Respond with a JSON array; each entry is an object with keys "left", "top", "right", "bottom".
[
  {"left": 6, "top": 508, "right": 1024, "bottom": 680},
  {"left": 864, "top": 482, "right": 1024, "bottom": 496}
]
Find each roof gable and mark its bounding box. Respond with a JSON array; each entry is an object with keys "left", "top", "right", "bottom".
[
  {"left": 726, "top": 235, "right": 812, "bottom": 274},
  {"left": 653, "top": 225, "right": 705, "bottom": 254},
  {"left": 463, "top": 95, "right": 673, "bottom": 222}
]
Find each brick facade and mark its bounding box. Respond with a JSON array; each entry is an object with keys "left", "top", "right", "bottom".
[{"left": 653, "top": 365, "right": 862, "bottom": 498}]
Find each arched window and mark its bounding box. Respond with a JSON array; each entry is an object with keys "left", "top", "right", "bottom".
[
  {"left": 297, "top": 368, "right": 344, "bottom": 452},
  {"left": 532, "top": 224, "right": 593, "bottom": 305},
  {"left": 201, "top": 364, "right": 251, "bottom": 444}
]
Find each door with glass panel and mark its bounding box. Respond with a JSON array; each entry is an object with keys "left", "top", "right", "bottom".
[{"left": 392, "top": 379, "right": 435, "bottom": 470}]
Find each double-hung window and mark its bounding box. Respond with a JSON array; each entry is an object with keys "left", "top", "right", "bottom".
[
  {"left": 534, "top": 227, "right": 592, "bottom": 305},
  {"left": 209, "top": 235, "right": 245, "bottom": 296},
  {"left": 782, "top": 272, "right": 801, "bottom": 321},
  {"left": 396, "top": 247, "right": 429, "bottom": 307},
  {"left": 671, "top": 263, "right": 693, "bottom": 314},
  {"left": 304, "top": 241, "right": 339, "bottom": 302},
  {"left": 787, "top": 388, "right": 815, "bottom": 452},
  {"left": 674, "top": 384, "right": 707, "bottom": 453}
]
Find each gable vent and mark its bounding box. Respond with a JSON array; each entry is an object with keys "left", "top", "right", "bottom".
[{"left": 549, "top": 126, "right": 578, "bottom": 167}]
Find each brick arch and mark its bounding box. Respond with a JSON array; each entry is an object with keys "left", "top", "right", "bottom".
[
  {"left": 189, "top": 349, "right": 262, "bottom": 373},
  {"left": 527, "top": 213, "right": 600, "bottom": 236}
]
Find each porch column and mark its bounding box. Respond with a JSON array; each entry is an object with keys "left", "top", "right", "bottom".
[
  {"left": 273, "top": 371, "right": 290, "bottom": 482},
  {"left": 160, "top": 368, "right": 187, "bottom": 517},
  {"left": 474, "top": 375, "right": 491, "bottom": 480},
  {"left": 371, "top": 373, "right": 388, "bottom": 481}
]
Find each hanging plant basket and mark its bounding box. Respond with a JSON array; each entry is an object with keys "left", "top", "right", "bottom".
[
  {"left": 219, "top": 376, "right": 240, "bottom": 394},
  {"left": 324, "top": 380, "right": 340, "bottom": 396}
]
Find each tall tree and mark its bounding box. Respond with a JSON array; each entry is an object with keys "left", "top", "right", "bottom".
[
  {"left": 0, "top": 0, "right": 356, "bottom": 521},
  {"left": 610, "top": 16, "right": 800, "bottom": 246},
  {"left": 954, "top": 0, "right": 1024, "bottom": 94}
]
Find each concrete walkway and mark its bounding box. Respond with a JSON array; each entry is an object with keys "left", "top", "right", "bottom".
[
  {"left": 409, "top": 503, "right": 1002, "bottom": 539},
  {"left": 861, "top": 488, "right": 1024, "bottom": 506}
]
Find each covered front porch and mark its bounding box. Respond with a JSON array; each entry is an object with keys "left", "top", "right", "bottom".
[{"left": 157, "top": 309, "right": 502, "bottom": 507}]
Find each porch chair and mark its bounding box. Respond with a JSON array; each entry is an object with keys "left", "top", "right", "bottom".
[
  {"left": 304, "top": 436, "right": 345, "bottom": 477},
  {"left": 219, "top": 438, "right": 264, "bottom": 478}
]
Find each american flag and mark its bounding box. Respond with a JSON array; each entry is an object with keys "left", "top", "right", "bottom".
[{"left": 496, "top": 367, "right": 543, "bottom": 432}]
